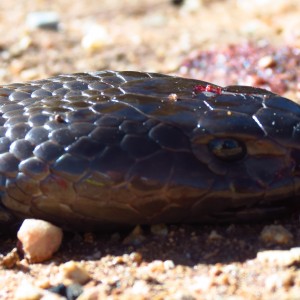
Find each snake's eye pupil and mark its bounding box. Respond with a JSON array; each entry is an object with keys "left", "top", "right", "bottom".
[{"left": 208, "top": 138, "right": 246, "bottom": 161}]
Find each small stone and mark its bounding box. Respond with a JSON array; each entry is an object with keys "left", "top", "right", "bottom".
[
  {"left": 15, "top": 282, "right": 43, "bottom": 300},
  {"left": 17, "top": 219, "right": 63, "bottom": 263},
  {"left": 48, "top": 283, "right": 83, "bottom": 299},
  {"left": 15, "top": 282, "right": 65, "bottom": 300},
  {"left": 190, "top": 275, "right": 212, "bottom": 293},
  {"left": 164, "top": 260, "right": 175, "bottom": 270},
  {"left": 9, "top": 35, "right": 32, "bottom": 58},
  {"left": 257, "top": 249, "right": 300, "bottom": 267},
  {"left": 81, "top": 25, "right": 110, "bottom": 53},
  {"left": 26, "top": 11, "right": 60, "bottom": 31},
  {"left": 47, "top": 284, "right": 66, "bottom": 297},
  {"left": 265, "top": 272, "right": 294, "bottom": 291},
  {"left": 129, "top": 252, "right": 143, "bottom": 265},
  {"left": 130, "top": 280, "right": 150, "bottom": 295},
  {"left": 59, "top": 261, "right": 91, "bottom": 285},
  {"left": 260, "top": 225, "right": 293, "bottom": 245},
  {"left": 112, "top": 255, "right": 126, "bottom": 265},
  {"left": 65, "top": 284, "right": 84, "bottom": 300},
  {"left": 147, "top": 260, "right": 166, "bottom": 272},
  {"left": 257, "top": 55, "right": 276, "bottom": 69},
  {"left": 36, "top": 279, "right": 51, "bottom": 289},
  {"left": 0, "top": 248, "right": 20, "bottom": 268},
  {"left": 181, "top": 0, "right": 203, "bottom": 13},
  {"left": 20, "top": 68, "right": 41, "bottom": 81}
]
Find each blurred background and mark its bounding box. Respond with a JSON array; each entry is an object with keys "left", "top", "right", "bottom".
[{"left": 0, "top": 0, "right": 299, "bottom": 99}]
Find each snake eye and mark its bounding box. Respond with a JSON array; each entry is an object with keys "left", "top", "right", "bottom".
[{"left": 208, "top": 138, "right": 246, "bottom": 161}]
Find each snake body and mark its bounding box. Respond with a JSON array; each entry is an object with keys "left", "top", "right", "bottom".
[{"left": 0, "top": 70, "right": 299, "bottom": 230}]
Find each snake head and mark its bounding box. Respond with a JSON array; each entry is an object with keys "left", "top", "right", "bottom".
[
  {"left": 189, "top": 86, "right": 300, "bottom": 222},
  {"left": 0, "top": 71, "right": 298, "bottom": 228}
]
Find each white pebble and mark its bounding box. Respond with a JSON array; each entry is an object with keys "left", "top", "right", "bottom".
[
  {"left": 257, "top": 249, "right": 300, "bottom": 267},
  {"left": 81, "top": 25, "right": 110, "bottom": 52},
  {"left": 26, "top": 11, "right": 60, "bottom": 31},
  {"left": 17, "top": 219, "right": 63, "bottom": 263},
  {"left": 15, "top": 281, "right": 65, "bottom": 300},
  {"left": 15, "top": 281, "right": 43, "bottom": 300}
]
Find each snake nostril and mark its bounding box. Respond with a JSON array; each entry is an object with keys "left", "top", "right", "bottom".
[{"left": 208, "top": 138, "right": 247, "bottom": 161}]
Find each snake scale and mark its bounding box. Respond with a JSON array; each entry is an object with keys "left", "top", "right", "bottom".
[{"left": 0, "top": 70, "right": 299, "bottom": 230}]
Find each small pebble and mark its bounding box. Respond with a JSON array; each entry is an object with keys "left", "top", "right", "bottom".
[
  {"left": 257, "top": 55, "right": 276, "bottom": 69},
  {"left": 147, "top": 260, "right": 167, "bottom": 273},
  {"left": 129, "top": 252, "right": 143, "bottom": 265},
  {"left": 59, "top": 261, "right": 91, "bottom": 285},
  {"left": 20, "top": 68, "right": 41, "bottom": 81},
  {"left": 17, "top": 219, "right": 63, "bottom": 263},
  {"left": 48, "top": 283, "right": 83, "bottom": 300},
  {"left": 181, "top": 0, "right": 202, "bottom": 13},
  {"left": 81, "top": 25, "right": 110, "bottom": 52},
  {"left": 260, "top": 225, "right": 293, "bottom": 245},
  {"left": 130, "top": 280, "right": 150, "bottom": 295},
  {"left": 26, "top": 11, "right": 60, "bottom": 31},
  {"left": 164, "top": 260, "right": 175, "bottom": 270},
  {"left": 192, "top": 275, "right": 212, "bottom": 292},
  {"left": 257, "top": 249, "right": 300, "bottom": 267},
  {"left": 14, "top": 282, "right": 43, "bottom": 300},
  {"left": 0, "top": 247, "right": 20, "bottom": 268},
  {"left": 265, "top": 272, "right": 294, "bottom": 291}
]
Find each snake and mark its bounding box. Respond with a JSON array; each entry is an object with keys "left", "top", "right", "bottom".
[{"left": 0, "top": 70, "right": 298, "bottom": 230}]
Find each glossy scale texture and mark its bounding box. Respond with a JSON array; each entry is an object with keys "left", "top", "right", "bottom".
[{"left": 0, "top": 70, "right": 299, "bottom": 230}]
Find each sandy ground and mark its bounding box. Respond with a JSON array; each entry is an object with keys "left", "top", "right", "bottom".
[{"left": 1, "top": 0, "right": 300, "bottom": 299}]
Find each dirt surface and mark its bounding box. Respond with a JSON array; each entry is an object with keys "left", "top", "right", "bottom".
[{"left": 1, "top": 0, "right": 300, "bottom": 299}]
